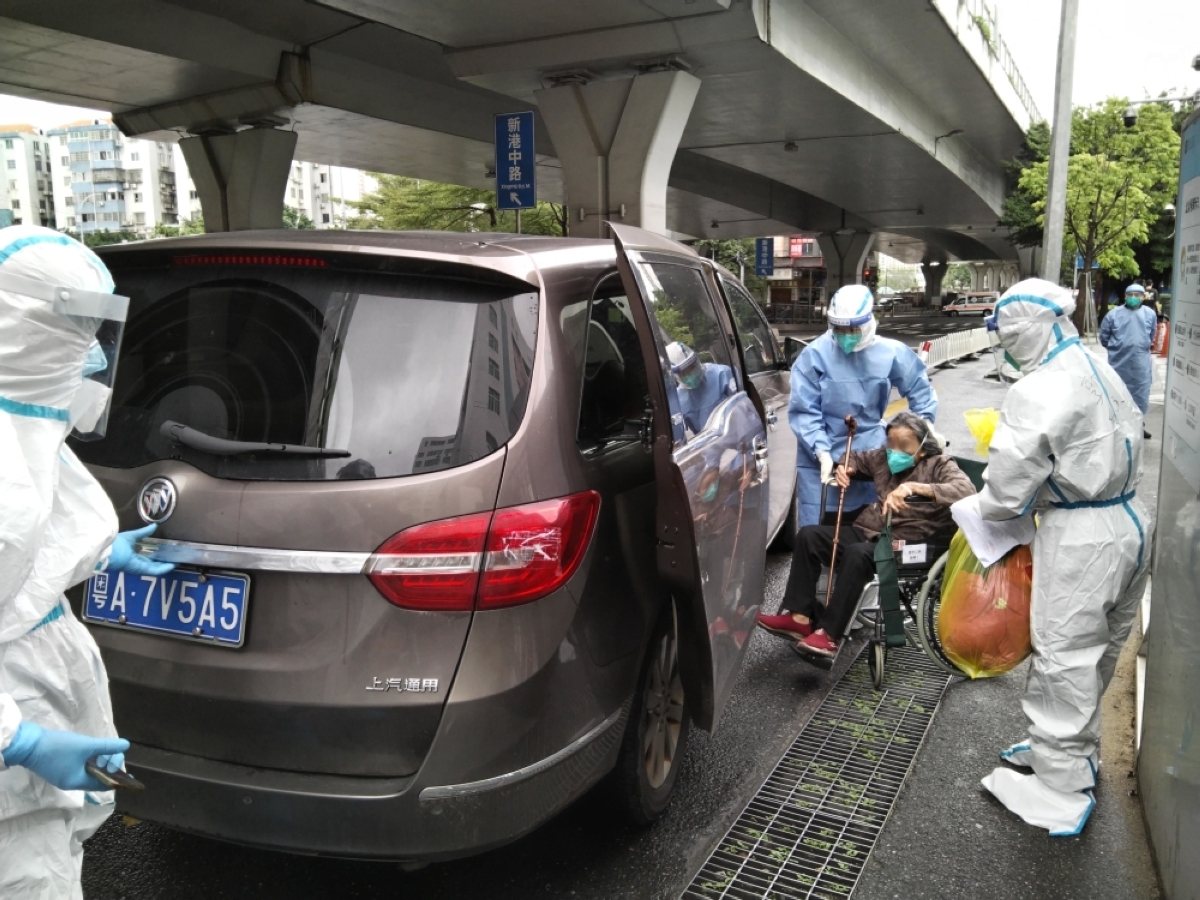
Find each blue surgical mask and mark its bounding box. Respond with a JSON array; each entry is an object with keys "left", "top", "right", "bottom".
[
  {"left": 835, "top": 332, "right": 862, "bottom": 354},
  {"left": 679, "top": 368, "right": 704, "bottom": 390},
  {"left": 1003, "top": 349, "right": 1021, "bottom": 372},
  {"left": 82, "top": 341, "right": 108, "bottom": 378},
  {"left": 886, "top": 449, "right": 916, "bottom": 474},
  {"left": 701, "top": 480, "right": 719, "bottom": 502},
  {"left": 1125, "top": 296, "right": 1143, "bottom": 309}
]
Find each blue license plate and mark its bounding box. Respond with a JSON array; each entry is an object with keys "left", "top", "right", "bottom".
[{"left": 84, "top": 568, "right": 250, "bottom": 647}]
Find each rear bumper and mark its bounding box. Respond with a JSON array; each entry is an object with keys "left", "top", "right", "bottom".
[{"left": 118, "top": 703, "right": 628, "bottom": 860}]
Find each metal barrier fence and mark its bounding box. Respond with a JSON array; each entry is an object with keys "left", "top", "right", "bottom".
[{"left": 917, "top": 327, "right": 990, "bottom": 369}]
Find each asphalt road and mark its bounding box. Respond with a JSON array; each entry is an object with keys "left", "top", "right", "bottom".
[{"left": 81, "top": 320, "right": 1007, "bottom": 900}]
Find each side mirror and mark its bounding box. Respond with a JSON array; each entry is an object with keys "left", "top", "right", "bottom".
[{"left": 783, "top": 336, "right": 806, "bottom": 367}]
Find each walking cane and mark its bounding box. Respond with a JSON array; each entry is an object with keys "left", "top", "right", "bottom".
[{"left": 824, "top": 415, "right": 859, "bottom": 609}]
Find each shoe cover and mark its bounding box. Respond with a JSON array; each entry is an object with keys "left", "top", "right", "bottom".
[
  {"left": 1000, "top": 741, "right": 1034, "bottom": 768},
  {"left": 981, "top": 767, "right": 1095, "bottom": 836}
]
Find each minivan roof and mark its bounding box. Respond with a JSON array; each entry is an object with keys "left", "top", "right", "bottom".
[
  {"left": 97, "top": 229, "right": 620, "bottom": 289},
  {"left": 97, "top": 229, "right": 616, "bottom": 261}
]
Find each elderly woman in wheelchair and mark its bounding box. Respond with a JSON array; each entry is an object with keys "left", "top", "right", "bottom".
[{"left": 758, "top": 412, "right": 977, "bottom": 660}]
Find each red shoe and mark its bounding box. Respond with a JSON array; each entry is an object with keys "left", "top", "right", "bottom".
[
  {"left": 756, "top": 613, "right": 813, "bottom": 640},
  {"left": 796, "top": 630, "right": 839, "bottom": 659}
]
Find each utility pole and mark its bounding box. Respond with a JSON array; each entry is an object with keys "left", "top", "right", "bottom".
[{"left": 1040, "top": 0, "right": 1079, "bottom": 285}]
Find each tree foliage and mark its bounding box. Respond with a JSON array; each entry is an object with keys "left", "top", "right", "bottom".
[
  {"left": 153, "top": 216, "right": 205, "bottom": 237},
  {"left": 693, "top": 238, "right": 769, "bottom": 296},
  {"left": 351, "top": 174, "right": 567, "bottom": 236},
  {"left": 283, "top": 206, "right": 316, "bottom": 229},
  {"left": 998, "top": 120, "right": 1050, "bottom": 249},
  {"left": 80, "top": 230, "right": 140, "bottom": 248},
  {"left": 944, "top": 263, "right": 974, "bottom": 291},
  {"left": 1004, "top": 99, "right": 1180, "bottom": 284}
]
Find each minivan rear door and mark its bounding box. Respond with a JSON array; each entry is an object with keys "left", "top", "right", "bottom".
[{"left": 611, "top": 223, "right": 768, "bottom": 731}]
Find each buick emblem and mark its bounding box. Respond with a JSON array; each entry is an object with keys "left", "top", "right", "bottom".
[{"left": 138, "top": 477, "right": 177, "bottom": 524}]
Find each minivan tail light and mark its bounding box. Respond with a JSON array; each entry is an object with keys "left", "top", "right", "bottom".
[
  {"left": 365, "top": 492, "right": 601, "bottom": 612},
  {"left": 479, "top": 491, "right": 601, "bottom": 609},
  {"left": 366, "top": 512, "right": 490, "bottom": 611}
]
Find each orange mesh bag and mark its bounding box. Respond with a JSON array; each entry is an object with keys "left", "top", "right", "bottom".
[{"left": 937, "top": 530, "right": 1033, "bottom": 679}]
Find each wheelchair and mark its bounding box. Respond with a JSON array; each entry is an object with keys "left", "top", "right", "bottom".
[{"left": 813, "top": 457, "right": 987, "bottom": 689}]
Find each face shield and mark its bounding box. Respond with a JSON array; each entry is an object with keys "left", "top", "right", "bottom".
[{"left": 0, "top": 266, "right": 128, "bottom": 440}]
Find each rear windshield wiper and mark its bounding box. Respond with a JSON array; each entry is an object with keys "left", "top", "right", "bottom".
[{"left": 160, "top": 420, "right": 352, "bottom": 458}]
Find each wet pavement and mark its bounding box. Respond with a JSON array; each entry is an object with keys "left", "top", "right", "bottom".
[{"left": 83, "top": 348, "right": 1165, "bottom": 899}]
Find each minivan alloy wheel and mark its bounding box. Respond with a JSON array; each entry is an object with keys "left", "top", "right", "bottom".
[{"left": 642, "top": 616, "right": 684, "bottom": 789}]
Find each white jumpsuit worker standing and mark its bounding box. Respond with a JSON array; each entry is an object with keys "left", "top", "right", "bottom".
[
  {"left": 977, "top": 279, "right": 1153, "bottom": 836},
  {"left": 0, "top": 226, "right": 171, "bottom": 898}
]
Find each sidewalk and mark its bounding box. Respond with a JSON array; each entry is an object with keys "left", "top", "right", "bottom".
[{"left": 851, "top": 354, "right": 1164, "bottom": 900}]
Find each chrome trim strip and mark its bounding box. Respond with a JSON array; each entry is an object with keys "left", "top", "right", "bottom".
[
  {"left": 140, "top": 539, "right": 370, "bottom": 574},
  {"left": 418, "top": 707, "right": 624, "bottom": 800}
]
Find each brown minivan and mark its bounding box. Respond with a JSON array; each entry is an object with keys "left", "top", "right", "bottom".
[{"left": 71, "top": 224, "right": 797, "bottom": 860}]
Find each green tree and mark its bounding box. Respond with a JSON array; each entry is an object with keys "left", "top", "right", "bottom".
[
  {"left": 283, "top": 206, "right": 316, "bottom": 229},
  {"left": 1007, "top": 98, "right": 1180, "bottom": 326},
  {"left": 80, "top": 230, "right": 140, "bottom": 248},
  {"left": 944, "top": 263, "right": 973, "bottom": 291},
  {"left": 998, "top": 120, "right": 1050, "bottom": 249},
  {"left": 351, "top": 174, "right": 567, "bottom": 235},
  {"left": 1003, "top": 99, "right": 1180, "bottom": 328},
  {"left": 694, "top": 238, "right": 768, "bottom": 296},
  {"left": 153, "top": 216, "right": 205, "bottom": 238}
]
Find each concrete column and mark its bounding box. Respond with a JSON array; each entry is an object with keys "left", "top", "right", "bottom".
[
  {"left": 921, "top": 260, "right": 946, "bottom": 304},
  {"left": 179, "top": 127, "right": 297, "bottom": 232},
  {"left": 534, "top": 71, "right": 700, "bottom": 239},
  {"left": 816, "top": 231, "right": 876, "bottom": 296}
]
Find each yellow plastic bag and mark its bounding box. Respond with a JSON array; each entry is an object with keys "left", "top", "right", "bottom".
[
  {"left": 937, "top": 531, "right": 1033, "bottom": 679},
  {"left": 963, "top": 408, "right": 1000, "bottom": 456}
]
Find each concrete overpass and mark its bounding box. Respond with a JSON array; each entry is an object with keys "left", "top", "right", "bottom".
[{"left": 0, "top": 0, "right": 1040, "bottom": 285}]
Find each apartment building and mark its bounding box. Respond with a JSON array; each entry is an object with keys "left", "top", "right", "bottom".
[
  {"left": 0, "top": 125, "right": 56, "bottom": 228},
  {"left": 46, "top": 120, "right": 179, "bottom": 238},
  {"left": 173, "top": 146, "right": 375, "bottom": 230}
]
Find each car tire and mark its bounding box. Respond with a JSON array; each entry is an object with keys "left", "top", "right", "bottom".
[{"left": 607, "top": 603, "right": 690, "bottom": 825}]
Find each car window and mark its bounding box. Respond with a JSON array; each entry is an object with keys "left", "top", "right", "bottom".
[
  {"left": 74, "top": 262, "right": 538, "bottom": 481},
  {"left": 574, "top": 275, "right": 650, "bottom": 448},
  {"left": 630, "top": 259, "right": 739, "bottom": 445},
  {"left": 719, "top": 274, "right": 778, "bottom": 376}
]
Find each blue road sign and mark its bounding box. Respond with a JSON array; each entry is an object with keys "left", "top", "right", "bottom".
[
  {"left": 755, "top": 237, "right": 774, "bottom": 276},
  {"left": 496, "top": 112, "right": 536, "bottom": 210},
  {"left": 1075, "top": 253, "right": 1099, "bottom": 270}
]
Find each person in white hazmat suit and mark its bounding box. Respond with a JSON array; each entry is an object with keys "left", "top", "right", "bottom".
[
  {"left": 976, "top": 278, "right": 1153, "bottom": 836},
  {"left": 0, "top": 226, "right": 174, "bottom": 898}
]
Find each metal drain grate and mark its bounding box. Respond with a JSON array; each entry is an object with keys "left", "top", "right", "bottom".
[{"left": 682, "top": 645, "right": 952, "bottom": 900}]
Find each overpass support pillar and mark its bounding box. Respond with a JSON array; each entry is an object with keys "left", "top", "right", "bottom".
[
  {"left": 179, "top": 127, "right": 297, "bottom": 232},
  {"left": 534, "top": 71, "right": 700, "bottom": 239},
  {"left": 921, "top": 260, "right": 946, "bottom": 305},
  {"left": 817, "top": 232, "right": 876, "bottom": 296}
]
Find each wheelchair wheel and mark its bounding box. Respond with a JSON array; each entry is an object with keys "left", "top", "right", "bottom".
[
  {"left": 913, "top": 550, "right": 964, "bottom": 677},
  {"left": 868, "top": 641, "right": 886, "bottom": 690}
]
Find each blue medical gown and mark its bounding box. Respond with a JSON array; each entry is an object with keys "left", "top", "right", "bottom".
[
  {"left": 678, "top": 363, "right": 735, "bottom": 436},
  {"left": 1099, "top": 305, "right": 1156, "bottom": 413},
  {"left": 789, "top": 334, "right": 937, "bottom": 526}
]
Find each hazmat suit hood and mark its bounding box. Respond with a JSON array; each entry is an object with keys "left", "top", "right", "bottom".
[
  {"left": 0, "top": 225, "right": 122, "bottom": 640},
  {"left": 0, "top": 225, "right": 116, "bottom": 416},
  {"left": 991, "top": 279, "right": 1077, "bottom": 374},
  {"left": 827, "top": 284, "right": 878, "bottom": 352}
]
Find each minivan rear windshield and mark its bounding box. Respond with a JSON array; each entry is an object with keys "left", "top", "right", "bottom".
[{"left": 72, "top": 260, "right": 538, "bottom": 481}]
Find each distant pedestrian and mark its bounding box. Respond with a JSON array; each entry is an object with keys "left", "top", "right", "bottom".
[{"left": 1099, "top": 283, "right": 1156, "bottom": 437}]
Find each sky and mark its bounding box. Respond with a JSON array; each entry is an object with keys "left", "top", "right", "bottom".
[
  {"left": 997, "top": 0, "right": 1198, "bottom": 114},
  {"left": 0, "top": 1, "right": 1197, "bottom": 129}
]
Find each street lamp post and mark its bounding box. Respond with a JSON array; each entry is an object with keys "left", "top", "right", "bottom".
[{"left": 1040, "top": 0, "right": 1079, "bottom": 286}]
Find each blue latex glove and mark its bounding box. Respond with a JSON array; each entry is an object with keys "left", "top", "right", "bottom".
[
  {"left": 106, "top": 524, "right": 175, "bottom": 577},
  {"left": 2, "top": 722, "right": 130, "bottom": 792}
]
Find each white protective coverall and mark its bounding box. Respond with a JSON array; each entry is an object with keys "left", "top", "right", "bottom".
[
  {"left": 977, "top": 278, "right": 1153, "bottom": 836},
  {"left": 0, "top": 226, "right": 126, "bottom": 897}
]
